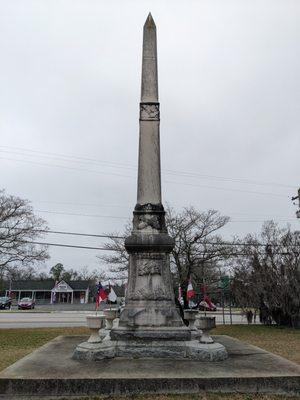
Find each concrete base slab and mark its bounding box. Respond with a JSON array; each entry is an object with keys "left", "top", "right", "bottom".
[
  {"left": 73, "top": 336, "right": 227, "bottom": 362},
  {"left": 0, "top": 335, "right": 300, "bottom": 398}
]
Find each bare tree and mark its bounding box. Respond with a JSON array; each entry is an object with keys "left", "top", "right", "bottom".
[
  {"left": 166, "top": 206, "right": 230, "bottom": 305},
  {"left": 231, "top": 221, "right": 300, "bottom": 327},
  {"left": 74, "top": 266, "right": 107, "bottom": 282},
  {"left": 49, "top": 264, "right": 107, "bottom": 283},
  {"left": 98, "top": 207, "right": 230, "bottom": 299},
  {"left": 0, "top": 190, "right": 49, "bottom": 279},
  {"left": 97, "top": 224, "right": 131, "bottom": 281}
]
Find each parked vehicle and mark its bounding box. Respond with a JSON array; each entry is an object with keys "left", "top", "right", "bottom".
[
  {"left": 190, "top": 299, "right": 217, "bottom": 312},
  {"left": 0, "top": 296, "right": 12, "bottom": 310},
  {"left": 197, "top": 300, "right": 217, "bottom": 312},
  {"left": 18, "top": 298, "right": 35, "bottom": 310}
]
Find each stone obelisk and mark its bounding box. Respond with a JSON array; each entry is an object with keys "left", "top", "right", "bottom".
[
  {"left": 111, "top": 13, "right": 185, "bottom": 337},
  {"left": 74, "top": 14, "right": 227, "bottom": 360},
  {"left": 138, "top": 12, "right": 161, "bottom": 206}
]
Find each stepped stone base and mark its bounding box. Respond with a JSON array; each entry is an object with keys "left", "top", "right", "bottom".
[
  {"left": 110, "top": 326, "right": 192, "bottom": 340},
  {"left": 1, "top": 335, "right": 300, "bottom": 398},
  {"left": 73, "top": 337, "right": 227, "bottom": 361}
]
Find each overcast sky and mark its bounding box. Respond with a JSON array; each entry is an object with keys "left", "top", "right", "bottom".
[{"left": 1, "top": 0, "right": 300, "bottom": 276}]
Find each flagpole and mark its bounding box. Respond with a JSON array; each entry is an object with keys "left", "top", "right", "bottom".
[{"left": 109, "top": 282, "right": 112, "bottom": 311}]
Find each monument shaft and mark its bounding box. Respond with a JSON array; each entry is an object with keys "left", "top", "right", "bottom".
[
  {"left": 114, "top": 13, "right": 184, "bottom": 333},
  {"left": 137, "top": 14, "right": 161, "bottom": 205}
]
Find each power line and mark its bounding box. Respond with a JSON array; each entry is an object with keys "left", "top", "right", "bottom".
[
  {"left": 0, "top": 146, "right": 136, "bottom": 170},
  {"left": 3, "top": 227, "right": 300, "bottom": 247},
  {"left": 0, "top": 156, "right": 135, "bottom": 180},
  {"left": 36, "top": 210, "right": 128, "bottom": 219},
  {"left": 32, "top": 199, "right": 298, "bottom": 219},
  {"left": 1, "top": 154, "right": 290, "bottom": 199},
  {"left": 0, "top": 227, "right": 123, "bottom": 239},
  {"left": 14, "top": 239, "right": 299, "bottom": 255},
  {"left": 165, "top": 180, "right": 288, "bottom": 198},
  {"left": 2, "top": 147, "right": 293, "bottom": 189},
  {"left": 13, "top": 237, "right": 300, "bottom": 250},
  {"left": 0, "top": 145, "right": 295, "bottom": 191},
  {"left": 20, "top": 240, "right": 111, "bottom": 251},
  {"left": 5, "top": 145, "right": 296, "bottom": 188},
  {"left": 36, "top": 209, "right": 294, "bottom": 222},
  {"left": 43, "top": 230, "right": 123, "bottom": 239},
  {"left": 33, "top": 200, "right": 129, "bottom": 209},
  {"left": 229, "top": 219, "right": 296, "bottom": 223}
]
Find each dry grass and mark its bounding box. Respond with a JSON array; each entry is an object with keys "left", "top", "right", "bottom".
[
  {"left": 0, "top": 326, "right": 89, "bottom": 372},
  {"left": 50, "top": 395, "right": 300, "bottom": 400},
  {"left": 212, "top": 325, "right": 300, "bottom": 364}
]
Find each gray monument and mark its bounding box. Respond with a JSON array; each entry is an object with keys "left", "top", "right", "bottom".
[
  {"left": 1, "top": 14, "right": 300, "bottom": 400},
  {"left": 74, "top": 13, "right": 227, "bottom": 361}
]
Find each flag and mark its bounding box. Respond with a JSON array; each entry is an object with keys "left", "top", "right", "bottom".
[
  {"left": 95, "top": 282, "right": 107, "bottom": 308},
  {"left": 204, "top": 294, "right": 214, "bottom": 310},
  {"left": 178, "top": 284, "right": 183, "bottom": 304},
  {"left": 186, "top": 277, "right": 195, "bottom": 300},
  {"left": 51, "top": 291, "right": 56, "bottom": 304},
  {"left": 108, "top": 282, "right": 117, "bottom": 303},
  {"left": 51, "top": 281, "right": 59, "bottom": 304}
]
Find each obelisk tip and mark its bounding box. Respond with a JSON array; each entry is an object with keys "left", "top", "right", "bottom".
[
  {"left": 141, "top": 11, "right": 158, "bottom": 103},
  {"left": 144, "top": 12, "right": 156, "bottom": 29}
]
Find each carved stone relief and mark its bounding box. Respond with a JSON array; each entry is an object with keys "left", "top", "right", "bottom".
[
  {"left": 126, "top": 252, "right": 174, "bottom": 302},
  {"left": 137, "top": 253, "right": 164, "bottom": 275},
  {"left": 136, "top": 214, "right": 161, "bottom": 230},
  {"left": 140, "top": 103, "right": 160, "bottom": 121}
]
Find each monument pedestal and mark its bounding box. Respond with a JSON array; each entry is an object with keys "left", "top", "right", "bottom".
[{"left": 73, "top": 336, "right": 228, "bottom": 362}]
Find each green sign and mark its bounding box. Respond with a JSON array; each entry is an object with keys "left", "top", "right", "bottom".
[{"left": 218, "top": 276, "right": 230, "bottom": 291}]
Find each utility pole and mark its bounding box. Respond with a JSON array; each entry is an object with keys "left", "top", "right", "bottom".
[
  {"left": 8, "top": 275, "right": 12, "bottom": 309},
  {"left": 292, "top": 188, "right": 300, "bottom": 218},
  {"left": 229, "top": 276, "right": 233, "bottom": 325}
]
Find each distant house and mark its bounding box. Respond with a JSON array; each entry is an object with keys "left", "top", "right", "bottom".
[{"left": 3, "top": 279, "right": 93, "bottom": 304}]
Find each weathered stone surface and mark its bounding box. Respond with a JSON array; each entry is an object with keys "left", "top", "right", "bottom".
[
  {"left": 141, "top": 13, "right": 158, "bottom": 104},
  {"left": 137, "top": 13, "right": 161, "bottom": 206},
  {"left": 110, "top": 326, "right": 191, "bottom": 341},
  {"left": 125, "top": 231, "right": 174, "bottom": 251},
  {"left": 73, "top": 339, "right": 116, "bottom": 361},
  {"left": 111, "top": 13, "right": 181, "bottom": 338},
  {"left": 86, "top": 315, "right": 105, "bottom": 343},
  {"left": 186, "top": 341, "right": 228, "bottom": 362},
  {"left": 140, "top": 103, "right": 160, "bottom": 121},
  {"left": 69, "top": 335, "right": 227, "bottom": 362},
  {"left": 1, "top": 335, "right": 300, "bottom": 398},
  {"left": 137, "top": 118, "right": 161, "bottom": 205}
]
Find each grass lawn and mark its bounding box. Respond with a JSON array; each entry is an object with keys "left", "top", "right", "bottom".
[
  {"left": 0, "top": 325, "right": 299, "bottom": 400},
  {"left": 0, "top": 326, "right": 89, "bottom": 372},
  {"left": 49, "top": 396, "right": 300, "bottom": 400},
  {"left": 212, "top": 324, "right": 300, "bottom": 365}
]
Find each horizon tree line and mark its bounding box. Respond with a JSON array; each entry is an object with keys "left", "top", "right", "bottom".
[{"left": 1, "top": 188, "right": 299, "bottom": 327}]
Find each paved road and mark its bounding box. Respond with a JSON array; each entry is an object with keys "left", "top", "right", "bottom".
[
  {"left": 0, "top": 311, "right": 87, "bottom": 329},
  {"left": 0, "top": 310, "right": 259, "bottom": 329}
]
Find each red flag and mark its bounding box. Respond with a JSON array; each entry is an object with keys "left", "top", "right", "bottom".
[
  {"left": 95, "top": 282, "right": 107, "bottom": 308},
  {"left": 204, "top": 294, "right": 214, "bottom": 309},
  {"left": 186, "top": 278, "right": 195, "bottom": 300}
]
